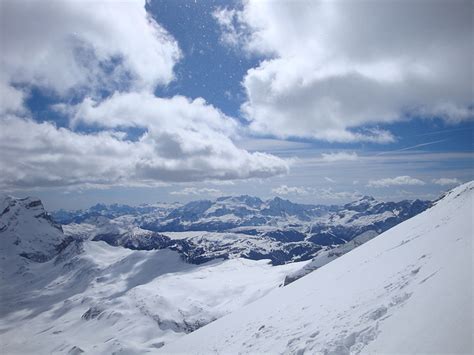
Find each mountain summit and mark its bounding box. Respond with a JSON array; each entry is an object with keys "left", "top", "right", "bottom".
[{"left": 0, "top": 195, "right": 66, "bottom": 262}]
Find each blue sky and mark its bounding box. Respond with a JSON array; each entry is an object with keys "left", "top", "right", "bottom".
[{"left": 0, "top": 0, "right": 472, "bottom": 210}]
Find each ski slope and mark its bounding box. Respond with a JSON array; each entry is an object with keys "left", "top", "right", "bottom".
[{"left": 161, "top": 182, "right": 473, "bottom": 354}]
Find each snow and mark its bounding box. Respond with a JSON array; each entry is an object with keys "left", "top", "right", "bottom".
[
  {"left": 162, "top": 231, "right": 210, "bottom": 239},
  {"left": 284, "top": 229, "right": 379, "bottom": 285},
  {"left": 161, "top": 181, "right": 473, "bottom": 354},
  {"left": 1, "top": 183, "right": 470, "bottom": 354},
  {"left": 0, "top": 234, "right": 306, "bottom": 354}
]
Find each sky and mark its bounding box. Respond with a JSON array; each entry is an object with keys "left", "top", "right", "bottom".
[{"left": 0, "top": 0, "right": 472, "bottom": 210}]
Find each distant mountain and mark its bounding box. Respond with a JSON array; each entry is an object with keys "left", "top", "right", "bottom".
[
  {"left": 160, "top": 182, "right": 474, "bottom": 355},
  {"left": 52, "top": 202, "right": 181, "bottom": 225},
  {"left": 53, "top": 194, "right": 431, "bottom": 265}
]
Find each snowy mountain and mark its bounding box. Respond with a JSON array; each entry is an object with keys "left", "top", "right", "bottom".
[
  {"left": 54, "top": 195, "right": 431, "bottom": 265},
  {"left": 0, "top": 194, "right": 307, "bottom": 354},
  {"left": 0, "top": 195, "right": 67, "bottom": 262},
  {"left": 160, "top": 181, "right": 473, "bottom": 354},
  {"left": 0, "top": 184, "right": 470, "bottom": 354}
]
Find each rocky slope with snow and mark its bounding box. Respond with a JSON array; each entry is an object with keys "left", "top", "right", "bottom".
[
  {"left": 0, "top": 195, "right": 67, "bottom": 265},
  {"left": 0, "top": 195, "right": 306, "bottom": 354},
  {"left": 161, "top": 181, "right": 473, "bottom": 354}
]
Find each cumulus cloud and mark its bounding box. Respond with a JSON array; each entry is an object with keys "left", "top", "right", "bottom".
[
  {"left": 0, "top": 112, "right": 288, "bottom": 190},
  {"left": 213, "top": 7, "right": 246, "bottom": 47},
  {"left": 170, "top": 187, "right": 223, "bottom": 196},
  {"left": 368, "top": 176, "right": 425, "bottom": 188},
  {"left": 0, "top": 0, "right": 289, "bottom": 190},
  {"left": 218, "top": 0, "right": 473, "bottom": 142},
  {"left": 0, "top": 0, "right": 180, "bottom": 101},
  {"left": 272, "top": 185, "right": 309, "bottom": 195},
  {"left": 432, "top": 178, "right": 461, "bottom": 186},
  {"left": 321, "top": 152, "right": 358, "bottom": 162}
]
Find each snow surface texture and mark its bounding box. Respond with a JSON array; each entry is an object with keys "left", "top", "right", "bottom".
[
  {"left": 161, "top": 182, "right": 473, "bottom": 354},
  {"left": 0, "top": 196, "right": 306, "bottom": 354}
]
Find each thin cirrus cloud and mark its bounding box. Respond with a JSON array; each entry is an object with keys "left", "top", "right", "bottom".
[
  {"left": 0, "top": 0, "right": 289, "bottom": 190},
  {"left": 170, "top": 187, "right": 223, "bottom": 196},
  {"left": 214, "top": 0, "right": 473, "bottom": 143},
  {"left": 321, "top": 152, "right": 359, "bottom": 162},
  {"left": 368, "top": 176, "right": 426, "bottom": 188}
]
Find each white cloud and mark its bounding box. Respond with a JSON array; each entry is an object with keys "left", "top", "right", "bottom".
[
  {"left": 324, "top": 177, "right": 336, "bottom": 183},
  {"left": 218, "top": 0, "right": 473, "bottom": 142},
  {"left": 0, "top": 1, "right": 289, "bottom": 190},
  {"left": 213, "top": 7, "right": 244, "bottom": 47},
  {"left": 0, "top": 0, "right": 180, "bottom": 103},
  {"left": 368, "top": 176, "right": 425, "bottom": 188},
  {"left": 432, "top": 178, "right": 461, "bottom": 186},
  {"left": 321, "top": 152, "right": 358, "bottom": 162},
  {"left": 272, "top": 185, "right": 309, "bottom": 195},
  {"left": 170, "top": 187, "right": 223, "bottom": 196},
  {"left": 0, "top": 107, "right": 288, "bottom": 190}
]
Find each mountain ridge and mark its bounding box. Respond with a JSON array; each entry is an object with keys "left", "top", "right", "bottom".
[{"left": 159, "top": 181, "right": 473, "bottom": 354}]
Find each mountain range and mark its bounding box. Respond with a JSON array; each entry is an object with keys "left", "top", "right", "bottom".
[
  {"left": 53, "top": 195, "right": 430, "bottom": 265},
  {"left": 1, "top": 185, "right": 471, "bottom": 354}
]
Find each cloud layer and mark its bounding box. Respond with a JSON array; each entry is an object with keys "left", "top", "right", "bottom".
[
  {"left": 368, "top": 176, "right": 426, "bottom": 188},
  {"left": 432, "top": 178, "right": 461, "bottom": 186},
  {"left": 170, "top": 187, "right": 223, "bottom": 196},
  {"left": 216, "top": 0, "right": 473, "bottom": 142},
  {"left": 0, "top": 100, "right": 288, "bottom": 190},
  {"left": 0, "top": 0, "right": 288, "bottom": 190}
]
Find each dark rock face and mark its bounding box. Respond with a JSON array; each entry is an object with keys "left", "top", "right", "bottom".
[
  {"left": 81, "top": 306, "right": 104, "bottom": 320},
  {"left": 93, "top": 232, "right": 173, "bottom": 251}
]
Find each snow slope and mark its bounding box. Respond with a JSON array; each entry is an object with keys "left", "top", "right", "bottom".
[
  {"left": 0, "top": 194, "right": 309, "bottom": 354},
  {"left": 161, "top": 181, "right": 473, "bottom": 354},
  {"left": 283, "top": 229, "right": 379, "bottom": 285},
  {"left": 0, "top": 239, "right": 305, "bottom": 354}
]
